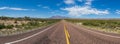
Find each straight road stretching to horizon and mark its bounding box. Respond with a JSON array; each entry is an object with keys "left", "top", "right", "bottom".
[{"left": 0, "top": 20, "right": 120, "bottom": 44}]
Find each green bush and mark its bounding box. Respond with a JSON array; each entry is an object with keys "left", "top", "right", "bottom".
[
  {"left": 27, "top": 21, "right": 39, "bottom": 26},
  {"left": 6, "top": 25, "right": 14, "bottom": 29},
  {"left": 0, "top": 24, "right": 5, "bottom": 29}
]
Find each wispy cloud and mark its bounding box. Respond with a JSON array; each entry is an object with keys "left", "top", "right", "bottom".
[
  {"left": 50, "top": 10, "right": 65, "bottom": 14},
  {"left": 42, "top": 6, "right": 50, "bottom": 9},
  {"left": 0, "top": 7, "right": 29, "bottom": 11},
  {"left": 116, "top": 10, "right": 120, "bottom": 14},
  {"left": 64, "top": 0, "right": 75, "bottom": 5},
  {"left": 78, "top": 0, "right": 82, "bottom": 2},
  {"left": 62, "top": 6, "right": 109, "bottom": 16},
  {"left": 62, "top": 0, "right": 110, "bottom": 16},
  {"left": 85, "top": 0, "right": 92, "bottom": 6},
  {"left": 37, "top": 5, "right": 42, "bottom": 7},
  {"left": 64, "top": 0, "right": 92, "bottom": 5},
  {"left": 0, "top": 7, "right": 8, "bottom": 10},
  {"left": 37, "top": 4, "right": 50, "bottom": 9},
  {"left": 9, "top": 8, "right": 28, "bottom": 10}
]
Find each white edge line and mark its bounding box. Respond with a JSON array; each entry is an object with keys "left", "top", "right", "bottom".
[
  {"left": 75, "top": 25, "right": 120, "bottom": 38},
  {"left": 5, "top": 25, "right": 54, "bottom": 44},
  {"left": 85, "top": 28, "right": 120, "bottom": 38}
]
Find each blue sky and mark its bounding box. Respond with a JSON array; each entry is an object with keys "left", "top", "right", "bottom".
[{"left": 0, "top": 0, "right": 120, "bottom": 18}]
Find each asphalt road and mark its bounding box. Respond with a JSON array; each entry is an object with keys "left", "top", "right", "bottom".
[{"left": 0, "top": 20, "right": 120, "bottom": 44}]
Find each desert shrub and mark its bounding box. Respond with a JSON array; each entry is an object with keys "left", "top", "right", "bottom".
[
  {"left": 14, "top": 20, "right": 18, "bottom": 24},
  {"left": 6, "top": 25, "right": 14, "bottom": 29},
  {"left": 67, "top": 19, "right": 120, "bottom": 30},
  {"left": 27, "top": 21, "right": 39, "bottom": 26},
  {"left": 0, "top": 24, "right": 5, "bottom": 29}
]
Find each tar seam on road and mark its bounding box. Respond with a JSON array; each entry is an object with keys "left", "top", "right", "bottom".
[
  {"left": 64, "top": 24, "right": 70, "bottom": 44},
  {"left": 5, "top": 25, "right": 55, "bottom": 44}
]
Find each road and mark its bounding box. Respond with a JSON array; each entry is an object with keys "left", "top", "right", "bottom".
[{"left": 0, "top": 20, "right": 120, "bottom": 44}]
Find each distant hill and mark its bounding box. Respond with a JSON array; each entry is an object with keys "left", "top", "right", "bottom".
[{"left": 50, "top": 15, "right": 69, "bottom": 19}]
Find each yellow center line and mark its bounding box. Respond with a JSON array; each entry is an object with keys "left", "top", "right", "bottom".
[{"left": 64, "top": 24, "right": 70, "bottom": 44}]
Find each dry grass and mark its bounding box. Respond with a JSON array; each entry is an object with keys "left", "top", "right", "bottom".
[
  {"left": 0, "top": 20, "right": 30, "bottom": 26},
  {"left": 76, "top": 23, "right": 120, "bottom": 34}
]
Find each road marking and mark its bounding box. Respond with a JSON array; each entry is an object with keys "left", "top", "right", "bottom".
[
  {"left": 64, "top": 24, "right": 70, "bottom": 44},
  {"left": 5, "top": 25, "right": 55, "bottom": 44},
  {"left": 85, "top": 28, "right": 120, "bottom": 38},
  {"left": 75, "top": 25, "right": 120, "bottom": 38}
]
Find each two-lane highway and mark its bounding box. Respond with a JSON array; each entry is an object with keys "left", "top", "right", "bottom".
[{"left": 0, "top": 20, "right": 120, "bottom": 44}]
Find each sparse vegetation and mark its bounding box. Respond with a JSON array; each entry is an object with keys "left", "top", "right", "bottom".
[
  {"left": 0, "top": 24, "right": 5, "bottom": 29},
  {"left": 6, "top": 25, "right": 14, "bottom": 29},
  {"left": 66, "top": 19, "right": 120, "bottom": 34},
  {"left": 0, "top": 16, "right": 60, "bottom": 36}
]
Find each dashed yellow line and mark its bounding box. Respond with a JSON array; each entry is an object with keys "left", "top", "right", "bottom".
[{"left": 64, "top": 24, "right": 70, "bottom": 44}]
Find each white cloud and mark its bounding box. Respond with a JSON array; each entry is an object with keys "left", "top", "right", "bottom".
[
  {"left": 9, "top": 8, "right": 28, "bottom": 10},
  {"left": 62, "top": 6, "right": 109, "bottom": 16},
  {"left": 62, "top": 0, "right": 110, "bottom": 16},
  {"left": 37, "top": 5, "right": 50, "bottom": 9},
  {"left": 64, "top": 0, "right": 75, "bottom": 4},
  {"left": 116, "top": 10, "right": 120, "bottom": 14},
  {"left": 50, "top": 11, "right": 55, "bottom": 14},
  {"left": 64, "top": 0, "right": 93, "bottom": 5},
  {"left": 43, "top": 6, "right": 50, "bottom": 9},
  {"left": 85, "top": 0, "right": 93, "bottom": 6},
  {"left": 0, "top": 7, "right": 8, "bottom": 10},
  {"left": 78, "top": 0, "right": 82, "bottom": 2},
  {"left": 0, "top": 7, "right": 29, "bottom": 10},
  {"left": 37, "top": 5, "right": 42, "bottom": 7}
]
